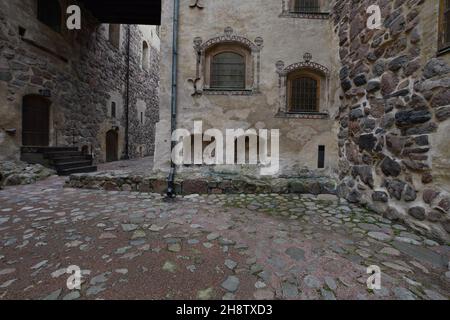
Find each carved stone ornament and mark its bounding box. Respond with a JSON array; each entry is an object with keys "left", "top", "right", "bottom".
[
  {"left": 303, "top": 52, "right": 312, "bottom": 63},
  {"left": 188, "top": 77, "right": 202, "bottom": 97},
  {"left": 193, "top": 37, "right": 203, "bottom": 50}
]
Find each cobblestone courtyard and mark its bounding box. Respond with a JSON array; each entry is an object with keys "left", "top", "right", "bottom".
[{"left": 0, "top": 174, "right": 449, "bottom": 300}]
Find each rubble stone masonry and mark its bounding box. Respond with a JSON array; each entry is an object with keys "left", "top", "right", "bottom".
[
  {"left": 332, "top": 0, "right": 450, "bottom": 242},
  {"left": 0, "top": 0, "right": 160, "bottom": 162}
]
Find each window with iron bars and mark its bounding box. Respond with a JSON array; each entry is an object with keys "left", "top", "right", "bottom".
[
  {"left": 289, "top": 76, "right": 319, "bottom": 112},
  {"left": 211, "top": 52, "right": 246, "bottom": 90},
  {"left": 293, "top": 0, "right": 320, "bottom": 13}
]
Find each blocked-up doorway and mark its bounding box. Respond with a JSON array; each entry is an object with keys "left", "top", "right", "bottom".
[{"left": 22, "top": 95, "right": 50, "bottom": 146}]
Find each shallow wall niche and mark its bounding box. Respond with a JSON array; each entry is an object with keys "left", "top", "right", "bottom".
[{"left": 136, "top": 99, "right": 147, "bottom": 125}]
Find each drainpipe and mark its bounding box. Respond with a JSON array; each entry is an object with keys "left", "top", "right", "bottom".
[
  {"left": 124, "top": 24, "right": 131, "bottom": 160},
  {"left": 167, "top": 0, "right": 180, "bottom": 198}
]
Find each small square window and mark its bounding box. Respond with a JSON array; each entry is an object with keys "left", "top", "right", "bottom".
[{"left": 318, "top": 145, "right": 325, "bottom": 169}]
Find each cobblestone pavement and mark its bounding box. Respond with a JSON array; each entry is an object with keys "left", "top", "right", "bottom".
[{"left": 0, "top": 176, "right": 449, "bottom": 300}]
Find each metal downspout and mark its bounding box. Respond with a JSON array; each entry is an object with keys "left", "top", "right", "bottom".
[
  {"left": 124, "top": 24, "right": 131, "bottom": 160},
  {"left": 167, "top": 0, "right": 180, "bottom": 198}
]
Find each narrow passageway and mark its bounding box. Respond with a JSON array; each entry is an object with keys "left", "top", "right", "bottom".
[{"left": 0, "top": 170, "right": 448, "bottom": 300}]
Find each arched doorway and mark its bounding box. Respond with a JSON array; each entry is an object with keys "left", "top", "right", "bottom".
[
  {"left": 106, "top": 130, "right": 118, "bottom": 162},
  {"left": 22, "top": 95, "right": 50, "bottom": 146}
]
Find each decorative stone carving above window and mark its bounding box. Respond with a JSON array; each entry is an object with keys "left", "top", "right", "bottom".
[
  {"left": 275, "top": 54, "right": 330, "bottom": 119},
  {"left": 192, "top": 27, "right": 263, "bottom": 96},
  {"left": 280, "top": 0, "right": 330, "bottom": 19},
  {"left": 189, "top": 0, "right": 205, "bottom": 10}
]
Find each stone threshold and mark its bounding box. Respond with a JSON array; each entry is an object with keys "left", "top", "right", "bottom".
[{"left": 66, "top": 171, "right": 338, "bottom": 196}]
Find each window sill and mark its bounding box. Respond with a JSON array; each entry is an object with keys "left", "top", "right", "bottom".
[
  {"left": 203, "top": 89, "right": 257, "bottom": 96},
  {"left": 437, "top": 46, "right": 450, "bottom": 57},
  {"left": 275, "top": 111, "right": 329, "bottom": 119},
  {"left": 279, "top": 11, "right": 330, "bottom": 19}
]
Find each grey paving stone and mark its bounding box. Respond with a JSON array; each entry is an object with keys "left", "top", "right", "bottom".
[
  {"left": 392, "top": 241, "right": 447, "bottom": 268},
  {"left": 285, "top": 247, "right": 305, "bottom": 261},
  {"left": 304, "top": 275, "right": 321, "bottom": 289},
  {"left": 221, "top": 276, "right": 240, "bottom": 293}
]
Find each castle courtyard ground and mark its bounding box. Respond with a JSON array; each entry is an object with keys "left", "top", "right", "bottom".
[{"left": 0, "top": 159, "right": 449, "bottom": 300}]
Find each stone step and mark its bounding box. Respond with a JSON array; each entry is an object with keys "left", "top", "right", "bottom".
[
  {"left": 55, "top": 160, "right": 93, "bottom": 170},
  {"left": 44, "top": 151, "right": 84, "bottom": 159},
  {"left": 58, "top": 166, "right": 97, "bottom": 176},
  {"left": 51, "top": 155, "right": 91, "bottom": 164},
  {"left": 21, "top": 146, "right": 79, "bottom": 153}
]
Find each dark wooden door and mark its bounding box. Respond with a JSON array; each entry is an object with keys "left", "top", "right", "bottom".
[
  {"left": 106, "top": 130, "right": 118, "bottom": 162},
  {"left": 22, "top": 95, "right": 50, "bottom": 146}
]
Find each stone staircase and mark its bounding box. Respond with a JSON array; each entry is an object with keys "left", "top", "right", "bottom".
[{"left": 21, "top": 146, "right": 97, "bottom": 176}]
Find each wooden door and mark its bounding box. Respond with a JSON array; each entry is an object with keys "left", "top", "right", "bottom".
[
  {"left": 22, "top": 95, "right": 50, "bottom": 146},
  {"left": 106, "top": 130, "right": 118, "bottom": 162}
]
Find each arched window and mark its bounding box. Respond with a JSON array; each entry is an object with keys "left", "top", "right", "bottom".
[
  {"left": 142, "top": 41, "right": 149, "bottom": 70},
  {"left": 293, "top": 0, "right": 320, "bottom": 13},
  {"left": 210, "top": 52, "right": 245, "bottom": 90},
  {"left": 109, "top": 24, "right": 121, "bottom": 48},
  {"left": 287, "top": 71, "right": 320, "bottom": 113},
  {"left": 37, "top": 0, "right": 61, "bottom": 32},
  {"left": 197, "top": 28, "right": 263, "bottom": 94}
]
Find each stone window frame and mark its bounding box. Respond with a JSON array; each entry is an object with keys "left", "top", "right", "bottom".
[
  {"left": 275, "top": 57, "right": 330, "bottom": 119},
  {"left": 438, "top": 0, "right": 450, "bottom": 54},
  {"left": 279, "top": 0, "right": 330, "bottom": 19},
  {"left": 193, "top": 27, "right": 263, "bottom": 96},
  {"left": 136, "top": 100, "right": 147, "bottom": 125}
]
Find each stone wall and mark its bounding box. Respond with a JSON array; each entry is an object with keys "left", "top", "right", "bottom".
[
  {"left": 0, "top": 0, "right": 160, "bottom": 163},
  {"left": 153, "top": 0, "right": 341, "bottom": 178},
  {"left": 66, "top": 170, "right": 338, "bottom": 196},
  {"left": 332, "top": 0, "right": 450, "bottom": 242}
]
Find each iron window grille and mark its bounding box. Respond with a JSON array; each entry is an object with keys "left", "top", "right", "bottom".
[
  {"left": 210, "top": 52, "right": 246, "bottom": 90},
  {"left": 290, "top": 76, "right": 318, "bottom": 112}
]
